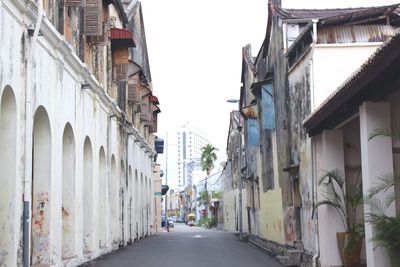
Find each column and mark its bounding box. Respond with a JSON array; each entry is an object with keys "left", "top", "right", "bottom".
[
  {"left": 359, "top": 101, "right": 395, "bottom": 267},
  {"left": 317, "top": 130, "right": 346, "bottom": 267}
]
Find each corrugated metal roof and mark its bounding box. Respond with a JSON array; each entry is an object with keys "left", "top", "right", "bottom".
[
  {"left": 279, "top": 7, "right": 369, "bottom": 20},
  {"left": 111, "top": 28, "right": 136, "bottom": 47},
  {"left": 317, "top": 25, "right": 396, "bottom": 44}
]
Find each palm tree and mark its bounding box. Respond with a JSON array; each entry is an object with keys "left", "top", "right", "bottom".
[
  {"left": 200, "top": 144, "right": 218, "bottom": 217},
  {"left": 201, "top": 144, "right": 218, "bottom": 176}
]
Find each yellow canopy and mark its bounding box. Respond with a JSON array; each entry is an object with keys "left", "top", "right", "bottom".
[{"left": 188, "top": 213, "right": 195, "bottom": 218}]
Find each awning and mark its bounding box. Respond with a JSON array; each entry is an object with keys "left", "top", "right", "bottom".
[
  {"left": 150, "top": 95, "right": 160, "bottom": 105},
  {"left": 111, "top": 28, "right": 136, "bottom": 47},
  {"left": 240, "top": 104, "right": 258, "bottom": 119},
  {"left": 188, "top": 213, "right": 195, "bottom": 218}
]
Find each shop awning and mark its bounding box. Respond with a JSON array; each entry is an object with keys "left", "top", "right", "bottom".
[{"left": 111, "top": 28, "right": 136, "bottom": 47}]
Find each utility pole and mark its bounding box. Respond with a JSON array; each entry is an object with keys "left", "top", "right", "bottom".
[{"left": 237, "top": 124, "right": 243, "bottom": 241}]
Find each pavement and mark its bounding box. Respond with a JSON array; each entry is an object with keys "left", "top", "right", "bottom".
[{"left": 81, "top": 223, "right": 283, "bottom": 267}]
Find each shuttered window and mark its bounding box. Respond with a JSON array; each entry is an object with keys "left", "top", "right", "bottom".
[
  {"left": 84, "top": 0, "right": 102, "bottom": 36},
  {"left": 128, "top": 82, "right": 141, "bottom": 103},
  {"left": 115, "top": 64, "right": 128, "bottom": 81},
  {"left": 65, "top": 0, "right": 82, "bottom": 7}
]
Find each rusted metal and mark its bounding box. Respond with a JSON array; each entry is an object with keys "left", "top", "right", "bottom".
[{"left": 317, "top": 25, "right": 395, "bottom": 44}]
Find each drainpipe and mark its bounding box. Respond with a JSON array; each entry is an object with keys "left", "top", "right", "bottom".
[
  {"left": 310, "top": 19, "right": 320, "bottom": 267},
  {"left": 310, "top": 19, "right": 318, "bottom": 111},
  {"left": 23, "top": 2, "right": 44, "bottom": 267}
]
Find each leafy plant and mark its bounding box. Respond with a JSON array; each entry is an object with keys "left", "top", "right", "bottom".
[
  {"left": 316, "top": 169, "right": 364, "bottom": 236},
  {"left": 197, "top": 191, "right": 210, "bottom": 203},
  {"left": 366, "top": 125, "right": 400, "bottom": 266},
  {"left": 365, "top": 175, "right": 400, "bottom": 265},
  {"left": 211, "top": 190, "right": 221, "bottom": 199}
]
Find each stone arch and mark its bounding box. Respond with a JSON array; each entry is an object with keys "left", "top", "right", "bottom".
[
  {"left": 134, "top": 170, "right": 139, "bottom": 239},
  {"left": 31, "top": 106, "right": 52, "bottom": 265},
  {"left": 83, "top": 136, "right": 93, "bottom": 252},
  {"left": 119, "top": 160, "right": 125, "bottom": 244},
  {"left": 0, "top": 86, "right": 17, "bottom": 266},
  {"left": 110, "top": 155, "right": 118, "bottom": 245},
  {"left": 128, "top": 166, "right": 133, "bottom": 243},
  {"left": 140, "top": 173, "right": 144, "bottom": 237},
  {"left": 62, "top": 123, "right": 75, "bottom": 259},
  {"left": 98, "top": 146, "right": 106, "bottom": 247},
  {"left": 145, "top": 177, "right": 148, "bottom": 236}
]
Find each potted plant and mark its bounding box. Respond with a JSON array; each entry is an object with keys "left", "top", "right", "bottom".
[
  {"left": 316, "top": 169, "right": 364, "bottom": 267},
  {"left": 366, "top": 126, "right": 400, "bottom": 266},
  {"left": 365, "top": 175, "right": 400, "bottom": 267}
]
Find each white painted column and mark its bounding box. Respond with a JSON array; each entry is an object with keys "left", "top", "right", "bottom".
[
  {"left": 317, "top": 130, "right": 346, "bottom": 267},
  {"left": 359, "top": 101, "right": 395, "bottom": 267}
]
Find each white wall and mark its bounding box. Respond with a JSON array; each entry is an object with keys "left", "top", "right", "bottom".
[
  {"left": 0, "top": 1, "right": 155, "bottom": 266},
  {"left": 313, "top": 44, "right": 380, "bottom": 110}
]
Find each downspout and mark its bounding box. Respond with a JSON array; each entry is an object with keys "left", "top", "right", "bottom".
[
  {"left": 23, "top": 2, "right": 44, "bottom": 267},
  {"left": 310, "top": 19, "right": 320, "bottom": 267}
]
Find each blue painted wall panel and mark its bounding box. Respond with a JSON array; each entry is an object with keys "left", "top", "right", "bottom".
[{"left": 261, "top": 83, "right": 275, "bottom": 129}]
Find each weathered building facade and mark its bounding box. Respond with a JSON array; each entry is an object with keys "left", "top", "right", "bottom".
[
  {"left": 233, "top": 1, "right": 400, "bottom": 266},
  {"left": 222, "top": 111, "right": 249, "bottom": 233},
  {"left": 0, "top": 0, "right": 160, "bottom": 266}
]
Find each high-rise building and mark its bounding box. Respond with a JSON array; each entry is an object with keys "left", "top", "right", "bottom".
[{"left": 175, "top": 123, "right": 213, "bottom": 188}]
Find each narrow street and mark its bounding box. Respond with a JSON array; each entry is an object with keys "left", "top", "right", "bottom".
[{"left": 83, "top": 224, "right": 283, "bottom": 267}]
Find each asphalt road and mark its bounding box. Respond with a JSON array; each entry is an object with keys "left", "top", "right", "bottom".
[{"left": 82, "top": 223, "right": 283, "bottom": 267}]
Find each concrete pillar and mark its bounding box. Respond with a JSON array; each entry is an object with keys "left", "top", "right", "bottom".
[
  {"left": 359, "top": 101, "right": 395, "bottom": 267},
  {"left": 317, "top": 130, "right": 346, "bottom": 267}
]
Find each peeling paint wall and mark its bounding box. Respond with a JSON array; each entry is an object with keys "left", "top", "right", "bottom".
[
  {"left": 287, "top": 49, "right": 315, "bottom": 251},
  {"left": 0, "top": 0, "right": 157, "bottom": 266}
]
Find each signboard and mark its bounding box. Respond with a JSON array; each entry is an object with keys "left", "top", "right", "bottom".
[{"left": 154, "top": 192, "right": 161, "bottom": 196}]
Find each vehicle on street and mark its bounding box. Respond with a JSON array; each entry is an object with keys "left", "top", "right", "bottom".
[
  {"left": 168, "top": 219, "right": 174, "bottom": 228},
  {"left": 188, "top": 220, "right": 195, "bottom": 226}
]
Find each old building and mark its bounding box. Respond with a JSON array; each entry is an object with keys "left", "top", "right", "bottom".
[
  {"left": 222, "top": 111, "right": 249, "bottom": 233},
  {"left": 0, "top": 0, "right": 160, "bottom": 266},
  {"left": 235, "top": 1, "right": 400, "bottom": 266},
  {"left": 303, "top": 32, "right": 400, "bottom": 267}
]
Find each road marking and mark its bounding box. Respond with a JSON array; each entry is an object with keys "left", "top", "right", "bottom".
[{"left": 194, "top": 235, "right": 202, "bottom": 238}]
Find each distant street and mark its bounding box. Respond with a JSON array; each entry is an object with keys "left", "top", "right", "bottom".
[{"left": 82, "top": 224, "right": 283, "bottom": 267}]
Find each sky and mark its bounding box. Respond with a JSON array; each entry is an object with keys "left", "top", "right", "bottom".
[{"left": 142, "top": 0, "right": 399, "bottom": 186}]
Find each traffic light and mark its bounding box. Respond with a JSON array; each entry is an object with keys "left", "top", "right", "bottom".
[
  {"left": 155, "top": 137, "right": 164, "bottom": 154},
  {"left": 161, "top": 185, "right": 169, "bottom": 196}
]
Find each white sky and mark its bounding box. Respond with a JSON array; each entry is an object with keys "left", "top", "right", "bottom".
[{"left": 142, "top": 0, "right": 398, "bottom": 185}]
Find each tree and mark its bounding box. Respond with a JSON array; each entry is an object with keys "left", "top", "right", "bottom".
[
  {"left": 201, "top": 144, "right": 218, "bottom": 175},
  {"left": 200, "top": 144, "right": 218, "bottom": 218}
]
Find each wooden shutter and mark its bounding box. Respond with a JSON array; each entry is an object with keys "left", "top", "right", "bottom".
[
  {"left": 115, "top": 64, "right": 128, "bottom": 81},
  {"left": 65, "top": 0, "right": 82, "bottom": 7},
  {"left": 140, "top": 102, "right": 149, "bottom": 121},
  {"left": 128, "top": 83, "right": 136, "bottom": 102},
  {"left": 89, "top": 23, "right": 106, "bottom": 44},
  {"left": 84, "top": 0, "right": 102, "bottom": 36}
]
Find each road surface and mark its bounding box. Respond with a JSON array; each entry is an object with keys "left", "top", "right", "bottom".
[{"left": 82, "top": 223, "right": 283, "bottom": 267}]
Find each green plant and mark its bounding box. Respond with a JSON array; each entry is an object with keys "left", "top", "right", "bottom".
[
  {"left": 197, "top": 191, "right": 210, "bottom": 203},
  {"left": 211, "top": 190, "right": 221, "bottom": 199},
  {"left": 316, "top": 169, "right": 365, "bottom": 257},
  {"left": 197, "top": 217, "right": 217, "bottom": 228},
  {"left": 316, "top": 169, "right": 364, "bottom": 235},
  {"left": 366, "top": 125, "right": 400, "bottom": 266},
  {"left": 365, "top": 175, "right": 400, "bottom": 266}
]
